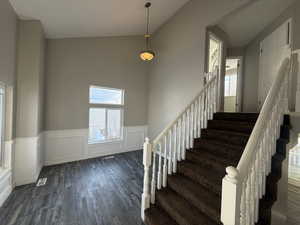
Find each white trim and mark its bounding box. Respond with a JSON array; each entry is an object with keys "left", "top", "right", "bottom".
[
  {"left": 0, "top": 168, "right": 12, "bottom": 207},
  {"left": 44, "top": 126, "right": 147, "bottom": 166}
]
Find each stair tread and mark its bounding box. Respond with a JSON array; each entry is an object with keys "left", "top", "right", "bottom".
[
  {"left": 168, "top": 174, "right": 221, "bottom": 223},
  {"left": 144, "top": 206, "right": 178, "bottom": 225},
  {"left": 178, "top": 161, "right": 223, "bottom": 196},
  {"left": 157, "top": 188, "right": 218, "bottom": 225}
]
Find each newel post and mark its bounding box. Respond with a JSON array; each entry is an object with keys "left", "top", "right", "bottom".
[
  {"left": 141, "top": 138, "right": 152, "bottom": 221},
  {"left": 221, "top": 166, "right": 242, "bottom": 225}
]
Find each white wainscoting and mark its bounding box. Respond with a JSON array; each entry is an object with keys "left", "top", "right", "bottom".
[
  {"left": 0, "top": 169, "right": 12, "bottom": 207},
  {"left": 14, "top": 135, "right": 42, "bottom": 186},
  {"left": 0, "top": 140, "right": 14, "bottom": 207},
  {"left": 44, "top": 126, "right": 147, "bottom": 166}
]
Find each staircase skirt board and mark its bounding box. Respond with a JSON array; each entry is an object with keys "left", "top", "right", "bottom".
[{"left": 144, "top": 113, "right": 289, "bottom": 225}]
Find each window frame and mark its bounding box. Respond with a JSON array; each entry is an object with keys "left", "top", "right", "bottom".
[
  {"left": 89, "top": 85, "right": 124, "bottom": 106},
  {"left": 88, "top": 85, "right": 124, "bottom": 144},
  {"left": 0, "top": 83, "right": 6, "bottom": 168}
]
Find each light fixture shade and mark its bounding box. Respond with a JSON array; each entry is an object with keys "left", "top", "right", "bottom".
[{"left": 140, "top": 50, "right": 155, "bottom": 61}]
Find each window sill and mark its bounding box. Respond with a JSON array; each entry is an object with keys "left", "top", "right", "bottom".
[{"left": 88, "top": 139, "right": 123, "bottom": 145}]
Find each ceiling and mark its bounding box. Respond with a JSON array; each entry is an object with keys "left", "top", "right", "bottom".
[
  {"left": 218, "top": 0, "right": 296, "bottom": 47},
  {"left": 9, "top": 0, "right": 190, "bottom": 39}
]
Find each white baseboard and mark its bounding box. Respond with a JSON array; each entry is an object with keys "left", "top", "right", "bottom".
[
  {"left": 0, "top": 169, "right": 12, "bottom": 207},
  {"left": 44, "top": 126, "right": 147, "bottom": 165}
]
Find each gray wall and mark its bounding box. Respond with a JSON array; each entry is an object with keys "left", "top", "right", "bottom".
[
  {"left": 0, "top": 0, "right": 17, "bottom": 86},
  {"left": 45, "top": 36, "right": 148, "bottom": 131},
  {"left": 0, "top": 0, "right": 17, "bottom": 141},
  {"left": 16, "top": 21, "right": 45, "bottom": 137},
  {"left": 243, "top": 2, "right": 300, "bottom": 112},
  {"left": 147, "top": 0, "right": 248, "bottom": 138}
]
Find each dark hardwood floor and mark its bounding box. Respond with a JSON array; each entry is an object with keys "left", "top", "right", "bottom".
[{"left": 0, "top": 151, "right": 144, "bottom": 225}]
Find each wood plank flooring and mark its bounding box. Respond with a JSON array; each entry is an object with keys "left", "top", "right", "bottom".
[
  {"left": 288, "top": 183, "right": 300, "bottom": 225},
  {"left": 0, "top": 151, "right": 144, "bottom": 225}
]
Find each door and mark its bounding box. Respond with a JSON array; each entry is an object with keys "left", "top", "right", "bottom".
[
  {"left": 207, "top": 33, "right": 224, "bottom": 111},
  {"left": 258, "top": 19, "right": 292, "bottom": 109},
  {"left": 224, "top": 58, "right": 242, "bottom": 112}
]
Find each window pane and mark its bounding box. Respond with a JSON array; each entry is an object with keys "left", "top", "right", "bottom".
[
  {"left": 90, "top": 86, "right": 123, "bottom": 104},
  {"left": 107, "top": 109, "right": 121, "bottom": 139},
  {"left": 89, "top": 108, "right": 106, "bottom": 142}
]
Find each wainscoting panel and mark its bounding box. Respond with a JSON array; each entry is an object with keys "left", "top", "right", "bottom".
[
  {"left": 0, "top": 169, "right": 12, "bottom": 207},
  {"left": 44, "top": 126, "right": 147, "bottom": 166},
  {"left": 14, "top": 136, "right": 42, "bottom": 186}
]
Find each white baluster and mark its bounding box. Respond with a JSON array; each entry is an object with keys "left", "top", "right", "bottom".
[
  {"left": 186, "top": 110, "right": 190, "bottom": 149},
  {"left": 162, "top": 137, "right": 167, "bottom": 188},
  {"left": 194, "top": 101, "right": 198, "bottom": 139},
  {"left": 173, "top": 125, "right": 177, "bottom": 173},
  {"left": 150, "top": 146, "right": 157, "bottom": 204},
  {"left": 141, "top": 138, "right": 152, "bottom": 221},
  {"left": 168, "top": 130, "right": 172, "bottom": 175},
  {"left": 182, "top": 114, "right": 186, "bottom": 160},
  {"left": 198, "top": 96, "right": 201, "bottom": 137},
  {"left": 157, "top": 142, "right": 162, "bottom": 189},
  {"left": 190, "top": 105, "right": 194, "bottom": 148},
  {"left": 177, "top": 120, "right": 181, "bottom": 161}
]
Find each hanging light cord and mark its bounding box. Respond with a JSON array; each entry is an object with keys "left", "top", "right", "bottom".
[{"left": 145, "top": 2, "right": 151, "bottom": 49}]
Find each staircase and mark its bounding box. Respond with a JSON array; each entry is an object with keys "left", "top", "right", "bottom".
[
  {"left": 141, "top": 58, "right": 291, "bottom": 225},
  {"left": 143, "top": 113, "right": 289, "bottom": 225}
]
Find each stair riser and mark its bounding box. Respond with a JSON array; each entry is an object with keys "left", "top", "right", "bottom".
[
  {"left": 167, "top": 179, "right": 221, "bottom": 224},
  {"left": 213, "top": 113, "right": 258, "bottom": 122},
  {"left": 201, "top": 130, "right": 249, "bottom": 146},
  {"left": 193, "top": 141, "right": 243, "bottom": 159},
  {"left": 178, "top": 164, "right": 223, "bottom": 196},
  {"left": 207, "top": 121, "right": 254, "bottom": 134},
  {"left": 186, "top": 152, "right": 227, "bottom": 173}
]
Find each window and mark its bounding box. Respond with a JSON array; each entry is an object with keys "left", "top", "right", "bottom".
[
  {"left": 89, "top": 86, "right": 124, "bottom": 144},
  {"left": 224, "top": 74, "right": 237, "bottom": 97}
]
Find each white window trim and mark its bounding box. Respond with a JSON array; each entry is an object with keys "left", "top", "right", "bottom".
[
  {"left": 0, "top": 83, "right": 6, "bottom": 168},
  {"left": 88, "top": 86, "right": 124, "bottom": 144},
  {"left": 89, "top": 85, "right": 125, "bottom": 106}
]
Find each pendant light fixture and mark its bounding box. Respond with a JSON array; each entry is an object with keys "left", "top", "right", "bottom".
[{"left": 140, "top": 2, "right": 155, "bottom": 61}]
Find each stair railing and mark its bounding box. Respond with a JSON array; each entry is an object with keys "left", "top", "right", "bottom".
[
  {"left": 221, "top": 58, "right": 291, "bottom": 225},
  {"left": 141, "top": 70, "right": 219, "bottom": 220}
]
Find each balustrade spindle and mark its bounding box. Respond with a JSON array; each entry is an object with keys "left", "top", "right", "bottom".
[
  {"left": 173, "top": 125, "right": 177, "bottom": 173},
  {"left": 190, "top": 105, "right": 194, "bottom": 148},
  {"left": 177, "top": 120, "right": 181, "bottom": 161},
  {"left": 168, "top": 130, "right": 172, "bottom": 175},
  {"left": 151, "top": 145, "right": 157, "bottom": 204},
  {"left": 163, "top": 136, "right": 167, "bottom": 188},
  {"left": 198, "top": 96, "right": 201, "bottom": 137},
  {"left": 157, "top": 142, "right": 162, "bottom": 189},
  {"left": 182, "top": 114, "right": 186, "bottom": 160},
  {"left": 186, "top": 110, "right": 190, "bottom": 149}
]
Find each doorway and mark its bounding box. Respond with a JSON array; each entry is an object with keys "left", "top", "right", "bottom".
[
  {"left": 207, "top": 32, "right": 224, "bottom": 111},
  {"left": 224, "top": 58, "right": 242, "bottom": 112}
]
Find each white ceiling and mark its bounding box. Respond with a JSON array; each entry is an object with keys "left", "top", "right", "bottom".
[
  {"left": 218, "top": 0, "right": 296, "bottom": 47},
  {"left": 9, "top": 0, "right": 190, "bottom": 39}
]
